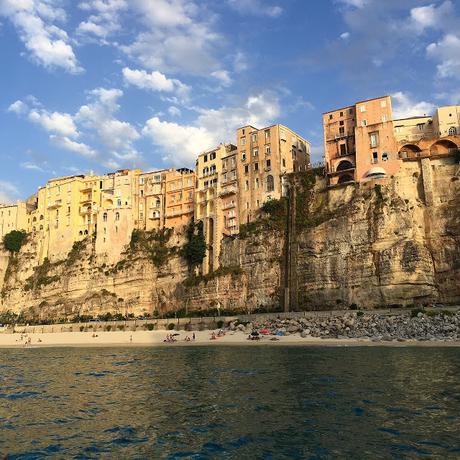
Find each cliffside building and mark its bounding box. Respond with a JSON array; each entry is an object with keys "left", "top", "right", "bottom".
[
  {"left": 324, "top": 97, "right": 460, "bottom": 185},
  {"left": 236, "top": 124, "right": 311, "bottom": 224}
]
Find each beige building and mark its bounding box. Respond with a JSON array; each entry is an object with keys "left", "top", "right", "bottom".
[
  {"left": 195, "top": 144, "right": 237, "bottom": 274},
  {"left": 164, "top": 168, "right": 195, "bottom": 230},
  {"left": 236, "top": 124, "right": 311, "bottom": 224},
  {"left": 0, "top": 201, "right": 27, "bottom": 240}
]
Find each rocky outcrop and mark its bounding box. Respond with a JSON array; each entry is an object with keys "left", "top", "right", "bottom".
[{"left": 0, "top": 156, "right": 459, "bottom": 320}]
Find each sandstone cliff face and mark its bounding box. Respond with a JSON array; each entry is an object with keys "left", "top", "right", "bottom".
[{"left": 0, "top": 156, "right": 459, "bottom": 319}]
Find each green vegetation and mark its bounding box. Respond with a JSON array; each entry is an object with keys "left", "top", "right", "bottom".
[
  {"left": 144, "top": 323, "right": 155, "bottom": 331},
  {"left": 182, "top": 220, "right": 206, "bottom": 269},
  {"left": 167, "top": 323, "right": 175, "bottom": 330},
  {"left": 66, "top": 239, "right": 86, "bottom": 266},
  {"left": 216, "top": 320, "right": 224, "bottom": 329},
  {"left": 128, "top": 228, "right": 173, "bottom": 268},
  {"left": 3, "top": 230, "right": 27, "bottom": 253},
  {"left": 24, "top": 258, "right": 61, "bottom": 291},
  {"left": 0, "top": 310, "right": 26, "bottom": 325},
  {"left": 183, "top": 265, "right": 243, "bottom": 287}
]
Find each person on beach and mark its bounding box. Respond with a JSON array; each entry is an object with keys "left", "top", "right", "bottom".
[
  {"left": 192, "top": 333, "right": 196, "bottom": 341},
  {"left": 130, "top": 335, "right": 133, "bottom": 343},
  {"left": 210, "top": 332, "right": 216, "bottom": 340}
]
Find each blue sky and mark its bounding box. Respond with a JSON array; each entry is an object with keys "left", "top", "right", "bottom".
[{"left": 1, "top": 0, "right": 459, "bottom": 202}]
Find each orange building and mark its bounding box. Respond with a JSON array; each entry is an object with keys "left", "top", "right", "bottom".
[
  {"left": 323, "top": 96, "right": 399, "bottom": 185},
  {"left": 164, "top": 168, "right": 195, "bottom": 229}
]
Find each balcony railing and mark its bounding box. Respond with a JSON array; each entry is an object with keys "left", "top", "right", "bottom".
[
  {"left": 219, "top": 186, "right": 237, "bottom": 197},
  {"left": 47, "top": 200, "right": 62, "bottom": 209},
  {"left": 334, "top": 132, "right": 354, "bottom": 140}
]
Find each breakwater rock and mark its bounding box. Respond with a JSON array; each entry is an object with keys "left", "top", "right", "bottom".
[{"left": 230, "top": 310, "right": 460, "bottom": 342}]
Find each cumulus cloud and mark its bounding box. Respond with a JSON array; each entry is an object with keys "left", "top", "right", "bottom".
[
  {"left": 410, "top": 1, "right": 454, "bottom": 30},
  {"left": 28, "top": 110, "right": 79, "bottom": 138},
  {"left": 143, "top": 91, "right": 280, "bottom": 165},
  {"left": 227, "top": 0, "right": 282, "bottom": 17},
  {"left": 122, "top": 67, "right": 190, "bottom": 99},
  {"left": 211, "top": 70, "right": 233, "bottom": 87},
  {"left": 0, "top": 0, "right": 82, "bottom": 73},
  {"left": 168, "top": 106, "right": 181, "bottom": 117},
  {"left": 392, "top": 91, "right": 435, "bottom": 119},
  {"left": 8, "top": 100, "right": 28, "bottom": 115},
  {"left": 427, "top": 34, "right": 460, "bottom": 79},
  {"left": 50, "top": 135, "right": 97, "bottom": 157},
  {"left": 77, "top": 0, "right": 127, "bottom": 41}
]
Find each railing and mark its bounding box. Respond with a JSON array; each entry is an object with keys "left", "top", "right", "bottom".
[
  {"left": 222, "top": 202, "right": 236, "bottom": 210},
  {"left": 47, "top": 200, "right": 62, "bottom": 209},
  {"left": 219, "top": 186, "right": 237, "bottom": 197},
  {"left": 334, "top": 132, "right": 353, "bottom": 140}
]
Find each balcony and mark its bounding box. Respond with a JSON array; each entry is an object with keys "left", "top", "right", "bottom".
[
  {"left": 219, "top": 186, "right": 237, "bottom": 197},
  {"left": 80, "top": 194, "right": 92, "bottom": 204},
  {"left": 79, "top": 207, "right": 92, "bottom": 215},
  {"left": 334, "top": 132, "right": 354, "bottom": 140},
  {"left": 47, "top": 200, "right": 62, "bottom": 209},
  {"left": 222, "top": 202, "right": 236, "bottom": 210},
  {"left": 80, "top": 186, "right": 92, "bottom": 193}
]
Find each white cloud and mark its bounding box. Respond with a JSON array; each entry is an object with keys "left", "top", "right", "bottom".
[
  {"left": 168, "top": 106, "right": 181, "bottom": 117},
  {"left": 8, "top": 100, "right": 28, "bottom": 114},
  {"left": 28, "top": 109, "right": 79, "bottom": 138},
  {"left": 0, "top": 0, "right": 82, "bottom": 73},
  {"left": 337, "top": 0, "right": 368, "bottom": 8},
  {"left": 410, "top": 1, "right": 454, "bottom": 30},
  {"left": 0, "top": 180, "right": 20, "bottom": 204},
  {"left": 20, "top": 161, "right": 45, "bottom": 172},
  {"left": 122, "top": 67, "right": 190, "bottom": 98},
  {"left": 427, "top": 34, "right": 460, "bottom": 79},
  {"left": 77, "top": 0, "right": 127, "bottom": 40},
  {"left": 50, "top": 135, "right": 97, "bottom": 157},
  {"left": 340, "top": 32, "right": 350, "bottom": 40},
  {"left": 143, "top": 91, "right": 280, "bottom": 165},
  {"left": 211, "top": 70, "right": 233, "bottom": 87},
  {"left": 392, "top": 92, "right": 435, "bottom": 119},
  {"left": 227, "top": 0, "right": 282, "bottom": 17}
]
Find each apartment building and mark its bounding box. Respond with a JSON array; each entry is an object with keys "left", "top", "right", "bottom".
[
  {"left": 324, "top": 97, "right": 460, "bottom": 185},
  {"left": 236, "top": 124, "right": 311, "bottom": 224},
  {"left": 164, "top": 168, "right": 195, "bottom": 229},
  {"left": 195, "top": 144, "right": 237, "bottom": 274},
  {"left": 0, "top": 201, "right": 27, "bottom": 239},
  {"left": 323, "top": 96, "right": 399, "bottom": 185}
]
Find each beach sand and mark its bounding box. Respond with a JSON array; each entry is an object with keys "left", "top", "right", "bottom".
[{"left": 1, "top": 329, "right": 459, "bottom": 348}]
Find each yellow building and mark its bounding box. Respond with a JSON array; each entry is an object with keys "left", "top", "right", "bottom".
[
  {"left": 394, "top": 116, "right": 434, "bottom": 144},
  {"left": 195, "top": 144, "right": 237, "bottom": 274},
  {"left": 236, "top": 124, "right": 310, "bottom": 224},
  {"left": 164, "top": 168, "right": 195, "bottom": 229},
  {"left": 0, "top": 201, "right": 28, "bottom": 240}
]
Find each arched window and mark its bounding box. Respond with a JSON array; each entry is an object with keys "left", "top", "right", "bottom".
[
  {"left": 266, "top": 175, "right": 274, "bottom": 192},
  {"left": 449, "top": 127, "right": 457, "bottom": 136},
  {"left": 115, "top": 212, "right": 120, "bottom": 221},
  {"left": 103, "top": 212, "right": 107, "bottom": 222},
  {"left": 40, "top": 215, "right": 44, "bottom": 220},
  {"left": 155, "top": 199, "right": 161, "bottom": 208}
]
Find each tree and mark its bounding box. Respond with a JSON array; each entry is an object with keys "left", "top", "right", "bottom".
[
  {"left": 182, "top": 220, "right": 206, "bottom": 270},
  {"left": 3, "top": 230, "right": 27, "bottom": 253}
]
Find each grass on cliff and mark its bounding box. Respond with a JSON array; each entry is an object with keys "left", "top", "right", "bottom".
[
  {"left": 182, "top": 220, "right": 206, "bottom": 271},
  {"left": 24, "top": 258, "right": 62, "bottom": 291},
  {"left": 183, "top": 265, "right": 243, "bottom": 287}
]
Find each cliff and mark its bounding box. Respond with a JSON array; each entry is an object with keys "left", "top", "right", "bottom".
[{"left": 1, "top": 156, "right": 459, "bottom": 320}]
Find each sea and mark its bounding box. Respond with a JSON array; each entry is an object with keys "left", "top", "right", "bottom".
[{"left": 0, "top": 346, "right": 459, "bottom": 459}]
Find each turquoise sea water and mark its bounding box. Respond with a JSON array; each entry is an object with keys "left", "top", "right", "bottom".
[{"left": 0, "top": 346, "right": 459, "bottom": 459}]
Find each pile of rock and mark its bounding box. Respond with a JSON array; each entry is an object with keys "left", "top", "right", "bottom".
[{"left": 228, "top": 310, "right": 460, "bottom": 342}]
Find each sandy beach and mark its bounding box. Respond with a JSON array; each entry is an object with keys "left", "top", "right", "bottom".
[{"left": 1, "top": 329, "right": 459, "bottom": 348}]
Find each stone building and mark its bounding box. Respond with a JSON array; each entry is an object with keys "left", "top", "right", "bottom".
[
  {"left": 324, "top": 97, "right": 460, "bottom": 185},
  {"left": 235, "top": 124, "right": 311, "bottom": 225},
  {"left": 195, "top": 144, "right": 237, "bottom": 274},
  {"left": 0, "top": 201, "right": 27, "bottom": 239}
]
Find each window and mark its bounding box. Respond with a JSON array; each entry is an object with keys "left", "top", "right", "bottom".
[
  {"left": 349, "top": 109, "right": 353, "bottom": 114},
  {"left": 115, "top": 212, "right": 120, "bottom": 221},
  {"left": 380, "top": 100, "right": 387, "bottom": 108},
  {"left": 103, "top": 213, "right": 107, "bottom": 222},
  {"left": 254, "top": 162, "right": 259, "bottom": 171},
  {"left": 340, "top": 121, "right": 344, "bottom": 126},
  {"left": 242, "top": 128, "right": 245, "bottom": 135},
  {"left": 139, "top": 178, "right": 145, "bottom": 185},
  {"left": 255, "top": 178, "right": 259, "bottom": 189},
  {"left": 329, "top": 114, "right": 333, "bottom": 120},
  {"left": 253, "top": 148, "right": 258, "bottom": 157},
  {"left": 244, "top": 165, "right": 249, "bottom": 174},
  {"left": 369, "top": 132, "right": 379, "bottom": 148},
  {"left": 382, "top": 115, "right": 387, "bottom": 122},
  {"left": 266, "top": 175, "right": 274, "bottom": 192},
  {"left": 417, "top": 123, "right": 425, "bottom": 131},
  {"left": 340, "top": 111, "right": 343, "bottom": 117},
  {"left": 245, "top": 180, "right": 249, "bottom": 191},
  {"left": 241, "top": 136, "right": 246, "bottom": 145},
  {"left": 339, "top": 127, "right": 345, "bottom": 134},
  {"left": 223, "top": 173, "right": 227, "bottom": 182},
  {"left": 156, "top": 199, "right": 161, "bottom": 208},
  {"left": 140, "top": 190, "right": 144, "bottom": 197},
  {"left": 282, "top": 159, "right": 286, "bottom": 167},
  {"left": 382, "top": 153, "right": 389, "bottom": 161},
  {"left": 395, "top": 126, "right": 402, "bottom": 133},
  {"left": 340, "top": 144, "right": 347, "bottom": 156},
  {"left": 251, "top": 133, "right": 258, "bottom": 143},
  {"left": 362, "top": 120, "right": 367, "bottom": 127},
  {"left": 265, "top": 145, "right": 271, "bottom": 155},
  {"left": 360, "top": 105, "right": 366, "bottom": 113},
  {"left": 204, "top": 154, "right": 208, "bottom": 162},
  {"left": 266, "top": 159, "right": 271, "bottom": 169},
  {"left": 210, "top": 152, "right": 216, "bottom": 160},
  {"left": 265, "top": 130, "right": 270, "bottom": 141},
  {"left": 372, "top": 152, "right": 378, "bottom": 163},
  {"left": 449, "top": 127, "right": 457, "bottom": 135}
]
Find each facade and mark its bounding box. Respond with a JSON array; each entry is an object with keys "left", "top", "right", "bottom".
[
  {"left": 324, "top": 97, "right": 460, "bottom": 185},
  {"left": 0, "top": 201, "right": 27, "bottom": 239},
  {"left": 236, "top": 124, "right": 311, "bottom": 224},
  {"left": 323, "top": 96, "right": 399, "bottom": 185},
  {"left": 195, "top": 144, "right": 237, "bottom": 274},
  {"left": 164, "top": 168, "right": 195, "bottom": 229}
]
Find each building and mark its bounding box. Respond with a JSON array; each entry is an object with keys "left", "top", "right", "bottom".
[
  {"left": 164, "top": 168, "right": 195, "bottom": 229},
  {"left": 235, "top": 124, "right": 311, "bottom": 224},
  {"left": 323, "top": 96, "right": 399, "bottom": 185},
  {"left": 0, "top": 201, "right": 27, "bottom": 239},
  {"left": 195, "top": 144, "right": 237, "bottom": 274},
  {"left": 324, "top": 97, "right": 460, "bottom": 185}
]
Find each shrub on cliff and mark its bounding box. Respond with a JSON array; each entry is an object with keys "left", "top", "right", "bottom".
[
  {"left": 182, "top": 220, "right": 206, "bottom": 270},
  {"left": 3, "top": 230, "right": 27, "bottom": 253}
]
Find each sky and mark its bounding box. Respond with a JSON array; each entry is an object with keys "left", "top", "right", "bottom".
[{"left": 1, "top": 0, "right": 460, "bottom": 203}]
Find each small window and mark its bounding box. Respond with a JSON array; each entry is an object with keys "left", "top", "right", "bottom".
[
  {"left": 253, "top": 148, "right": 258, "bottom": 157},
  {"left": 241, "top": 151, "right": 246, "bottom": 161},
  {"left": 362, "top": 120, "right": 367, "bottom": 127},
  {"left": 340, "top": 111, "right": 343, "bottom": 117},
  {"left": 382, "top": 153, "right": 389, "bottom": 161},
  {"left": 241, "top": 136, "right": 246, "bottom": 146},
  {"left": 103, "top": 213, "right": 107, "bottom": 222},
  {"left": 115, "top": 212, "right": 120, "bottom": 221},
  {"left": 360, "top": 105, "right": 366, "bottom": 113},
  {"left": 329, "top": 114, "right": 333, "bottom": 120},
  {"left": 380, "top": 100, "right": 387, "bottom": 108},
  {"left": 372, "top": 152, "right": 378, "bottom": 163},
  {"left": 204, "top": 154, "right": 208, "bottom": 162},
  {"left": 340, "top": 121, "right": 344, "bottom": 126},
  {"left": 449, "top": 127, "right": 457, "bottom": 135},
  {"left": 244, "top": 165, "right": 249, "bottom": 174},
  {"left": 382, "top": 115, "right": 387, "bottom": 122},
  {"left": 254, "top": 162, "right": 259, "bottom": 171},
  {"left": 265, "top": 145, "right": 271, "bottom": 155},
  {"left": 266, "top": 159, "right": 271, "bottom": 169},
  {"left": 417, "top": 123, "right": 425, "bottom": 131},
  {"left": 266, "top": 175, "right": 274, "bottom": 192}
]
